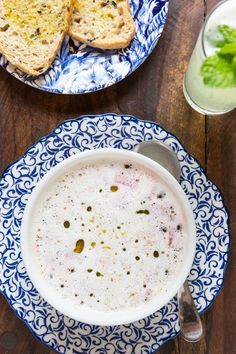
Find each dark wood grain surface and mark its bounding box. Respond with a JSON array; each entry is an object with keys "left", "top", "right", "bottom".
[{"left": 0, "top": 0, "right": 235, "bottom": 353}]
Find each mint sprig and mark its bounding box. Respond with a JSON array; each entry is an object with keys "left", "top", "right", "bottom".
[{"left": 201, "top": 25, "right": 236, "bottom": 88}]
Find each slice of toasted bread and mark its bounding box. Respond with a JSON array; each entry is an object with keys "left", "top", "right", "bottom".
[
  {"left": 0, "top": 0, "right": 72, "bottom": 76},
  {"left": 69, "top": 0, "right": 136, "bottom": 50}
]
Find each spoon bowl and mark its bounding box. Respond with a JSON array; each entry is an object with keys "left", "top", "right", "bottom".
[{"left": 133, "top": 141, "right": 181, "bottom": 181}]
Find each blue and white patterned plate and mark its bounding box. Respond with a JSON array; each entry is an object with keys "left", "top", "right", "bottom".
[
  {"left": 0, "top": 114, "right": 230, "bottom": 353},
  {"left": 0, "top": 0, "right": 168, "bottom": 94}
]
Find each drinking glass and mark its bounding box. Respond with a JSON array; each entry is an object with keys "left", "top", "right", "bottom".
[{"left": 183, "top": 0, "right": 236, "bottom": 115}]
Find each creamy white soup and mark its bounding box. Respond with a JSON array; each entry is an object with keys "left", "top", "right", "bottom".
[{"left": 31, "top": 159, "right": 186, "bottom": 311}]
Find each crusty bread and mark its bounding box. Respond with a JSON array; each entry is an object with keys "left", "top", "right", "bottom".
[
  {"left": 0, "top": 0, "right": 72, "bottom": 76},
  {"left": 69, "top": 0, "right": 136, "bottom": 50}
]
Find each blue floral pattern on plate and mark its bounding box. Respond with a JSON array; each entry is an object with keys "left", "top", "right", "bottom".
[
  {"left": 0, "top": 0, "right": 169, "bottom": 94},
  {"left": 0, "top": 114, "right": 230, "bottom": 353}
]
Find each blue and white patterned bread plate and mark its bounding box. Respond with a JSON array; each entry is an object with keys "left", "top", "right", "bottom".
[
  {"left": 0, "top": 114, "right": 230, "bottom": 353},
  {"left": 0, "top": 0, "right": 169, "bottom": 94}
]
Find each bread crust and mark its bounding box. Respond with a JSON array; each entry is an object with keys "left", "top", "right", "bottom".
[{"left": 0, "top": 0, "right": 72, "bottom": 76}]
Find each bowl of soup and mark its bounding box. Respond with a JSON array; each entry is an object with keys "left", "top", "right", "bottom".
[{"left": 20, "top": 148, "right": 196, "bottom": 326}]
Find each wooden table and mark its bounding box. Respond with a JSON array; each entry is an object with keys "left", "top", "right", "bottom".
[{"left": 0, "top": 0, "right": 235, "bottom": 353}]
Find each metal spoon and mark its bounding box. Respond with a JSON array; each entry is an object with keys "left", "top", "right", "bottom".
[{"left": 133, "top": 140, "right": 203, "bottom": 342}]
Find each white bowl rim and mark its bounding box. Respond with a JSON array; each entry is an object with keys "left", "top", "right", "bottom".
[{"left": 20, "top": 148, "right": 196, "bottom": 326}]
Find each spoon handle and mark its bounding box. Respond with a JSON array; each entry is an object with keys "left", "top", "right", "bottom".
[{"left": 178, "top": 281, "right": 203, "bottom": 342}]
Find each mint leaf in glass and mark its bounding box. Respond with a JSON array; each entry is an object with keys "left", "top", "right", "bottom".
[
  {"left": 218, "top": 43, "right": 236, "bottom": 58},
  {"left": 206, "top": 25, "right": 236, "bottom": 48},
  {"left": 201, "top": 55, "right": 236, "bottom": 88},
  {"left": 218, "top": 25, "right": 236, "bottom": 44},
  {"left": 201, "top": 25, "right": 236, "bottom": 88}
]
